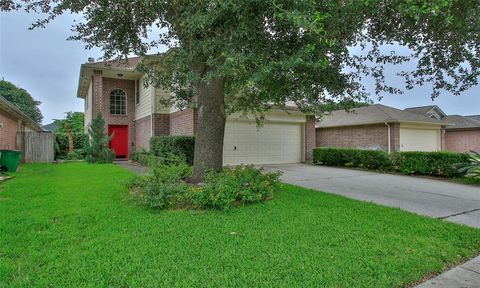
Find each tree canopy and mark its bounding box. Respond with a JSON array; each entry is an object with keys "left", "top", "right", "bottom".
[
  {"left": 3, "top": 0, "right": 479, "bottom": 180},
  {"left": 53, "top": 111, "right": 84, "bottom": 134},
  {"left": 0, "top": 79, "right": 43, "bottom": 124}
]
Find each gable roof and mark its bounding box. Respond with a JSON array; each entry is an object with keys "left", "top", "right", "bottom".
[
  {"left": 466, "top": 115, "right": 480, "bottom": 122},
  {"left": 404, "top": 105, "right": 447, "bottom": 118},
  {"left": 0, "top": 96, "right": 43, "bottom": 132},
  {"left": 83, "top": 56, "right": 143, "bottom": 71},
  {"left": 317, "top": 104, "right": 448, "bottom": 128},
  {"left": 443, "top": 115, "right": 480, "bottom": 130},
  {"left": 42, "top": 122, "right": 59, "bottom": 132}
]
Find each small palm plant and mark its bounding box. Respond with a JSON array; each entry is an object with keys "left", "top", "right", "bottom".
[{"left": 457, "top": 151, "right": 480, "bottom": 179}]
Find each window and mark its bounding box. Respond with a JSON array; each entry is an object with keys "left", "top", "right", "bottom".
[
  {"left": 135, "top": 80, "right": 140, "bottom": 105},
  {"left": 110, "top": 89, "right": 127, "bottom": 115}
]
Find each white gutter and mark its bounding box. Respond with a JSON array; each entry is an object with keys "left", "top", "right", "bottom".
[{"left": 384, "top": 122, "right": 391, "bottom": 154}]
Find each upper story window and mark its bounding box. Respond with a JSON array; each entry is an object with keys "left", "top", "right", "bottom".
[
  {"left": 110, "top": 88, "right": 127, "bottom": 115},
  {"left": 135, "top": 80, "right": 140, "bottom": 105}
]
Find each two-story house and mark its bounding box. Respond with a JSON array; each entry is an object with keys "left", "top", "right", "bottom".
[{"left": 76, "top": 56, "right": 315, "bottom": 165}]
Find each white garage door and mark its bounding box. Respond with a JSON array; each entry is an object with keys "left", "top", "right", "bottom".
[
  {"left": 223, "top": 120, "right": 303, "bottom": 165},
  {"left": 400, "top": 128, "right": 439, "bottom": 152}
]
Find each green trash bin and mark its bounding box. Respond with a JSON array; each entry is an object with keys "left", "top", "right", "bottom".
[{"left": 0, "top": 150, "right": 22, "bottom": 172}]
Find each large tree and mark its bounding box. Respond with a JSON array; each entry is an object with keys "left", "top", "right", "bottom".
[
  {"left": 54, "top": 111, "right": 85, "bottom": 154},
  {"left": 3, "top": 0, "right": 478, "bottom": 181},
  {"left": 0, "top": 79, "right": 43, "bottom": 124}
]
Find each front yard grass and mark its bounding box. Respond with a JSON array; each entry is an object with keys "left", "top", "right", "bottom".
[{"left": 1, "top": 163, "right": 479, "bottom": 287}]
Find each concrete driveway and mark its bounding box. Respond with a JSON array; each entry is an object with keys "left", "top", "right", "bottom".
[{"left": 263, "top": 164, "right": 480, "bottom": 228}]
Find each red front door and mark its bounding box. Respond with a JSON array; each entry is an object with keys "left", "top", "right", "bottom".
[{"left": 108, "top": 125, "right": 128, "bottom": 159}]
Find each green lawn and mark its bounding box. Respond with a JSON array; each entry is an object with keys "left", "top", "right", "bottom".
[{"left": 1, "top": 163, "right": 479, "bottom": 287}]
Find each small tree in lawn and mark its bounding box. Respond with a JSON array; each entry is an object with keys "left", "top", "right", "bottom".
[{"left": 85, "top": 113, "right": 115, "bottom": 163}]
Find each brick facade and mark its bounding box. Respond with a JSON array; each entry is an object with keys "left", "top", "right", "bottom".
[
  {"left": 169, "top": 108, "right": 197, "bottom": 136},
  {"left": 89, "top": 72, "right": 311, "bottom": 162},
  {"left": 92, "top": 75, "right": 136, "bottom": 157},
  {"left": 304, "top": 115, "right": 316, "bottom": 161},
  {"left": 134, "top": 115, "right": 151, "bottom": 151},
  {"left": 389, "top": 123, "right": 400, "bottom": 152},
  {"left": 316, "top": 124, "right": 390, "bottom": 152},
  {"left": 0, "top": 111, "right": 19, "bottom": 150},
  {"left": 92, "top": 70, "right": 103, "bottom": 116},
  {"left": 152, "top": 113, "right": 170, "bottom": 136},
  {"left": 445, "top": 129, "right": 480, "bottom": 152}
]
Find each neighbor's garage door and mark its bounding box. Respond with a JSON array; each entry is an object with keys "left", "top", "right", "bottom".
[
  {"left": 223, "top": 120, "right": 303, "bottom": 165},
  {"left": 400, "top": 128, "right": 440, "bottom": 152}
]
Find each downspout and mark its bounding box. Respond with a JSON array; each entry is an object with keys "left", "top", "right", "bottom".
[{"left": 384, "top": 122, "right": 391, "bottom": 154}]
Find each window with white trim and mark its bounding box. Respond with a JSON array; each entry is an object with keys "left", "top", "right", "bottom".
[{"left": 110, "top": 89, "right": 127, "bottom": 115}]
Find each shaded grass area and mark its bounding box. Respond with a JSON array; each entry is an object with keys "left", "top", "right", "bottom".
[
  {"left": 452, "top": 176, "right": 480, "bottom": 186},
  {"left": 1, "top": 163, "right": 479, "bottom": 287}
]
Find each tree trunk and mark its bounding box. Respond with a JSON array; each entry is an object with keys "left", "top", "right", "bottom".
[
  {"left": 66, "top": 124, "right": 74, "bottom": 154},
  {"left": 192, "top": 76, "right": 226, "bottom": 183}
]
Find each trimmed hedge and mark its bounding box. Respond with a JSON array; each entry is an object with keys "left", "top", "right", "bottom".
[
  {"left": 149, "top": 136, "right": 195, "bottom": 165},
  {"left": 313, "top": 147, "right": 391, "bottom": 170},
  {"left": 390, "top": 151, "right": 469, "bottom": 177},
  {"left": 313, "top": 147, "right": 469, "bottom": 178}
]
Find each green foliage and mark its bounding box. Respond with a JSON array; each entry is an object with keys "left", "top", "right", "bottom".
[
  {"left": 313, "top": 148, "right": 391, "bottom": 170},
  {"left": 5, "top": 1, "right": 479, "bottom": 112},
  {"left": 314, "top": 148, "right": 469, "bottom": 178},
  {"left": 84, "top": 113, "right": 115, "bottom": 163},
  {"left": 131, "top": 151, "right": 165, "bottom": 167},
  {"left": 54, "top": 133, "right": 88, "bottom": 159},
  {"left": 455, "top": 151, "right": 480, "bottom": 179},
  {"left": 0, "top": 79, "right": 43, "bottom": 123},
  {"left": 191, "top": 166, "right": 282, "bottom": 210},
  {"left": 53, "top": 112, "right": 84, "bottom": 134},
  {"left": 66, "top": 149, "right": 85, "bottom": 160},
  {"left": 128, "top": 161, "right": 193, "bottom": 209},
  {"left": 391, "top": 151, "right": 469, "bottom": 177},
  {"left": 128, "top": 163, "right": 281, "bottom": 210},
  {"left": 132, "top": 150, "right": 188, "bottom": 167},
  {"left": 316, "top": 101, "right": 370, "bottom": 113},
  {"left": 149, "top": 136, "right": 195, "bottom": 165}
]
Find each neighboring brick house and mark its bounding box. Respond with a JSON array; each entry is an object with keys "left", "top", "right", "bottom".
[
  {"left": 77, "top": 57, "right": 315, "bottom": 165},
  {"left": 0, "top": 95, "right": 43, "bottom": 150},
  {"left": 406, "top": 106, "right": 480, "bottom": 153},
  {"left": 441, "top": 115, "right": 480, "bottom": 152},
  {"left": 316, "top": 104, "right": 448, "bottom": 153}
]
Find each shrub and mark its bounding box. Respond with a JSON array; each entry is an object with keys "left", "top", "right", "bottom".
[
  {"left": 66, "top": 149, "right": 85, "bottom": 160},
  {"left": 54, "top": 133, "right": 88, "bottom": 159},
  {"left": 128, "top": 161, "right": 193, "bottom": 209},
  {"left": 390, "top": 151, "right": 469, "bottom": 177},
  {"left": 131, "top": 151, "right": 166, "bottom": 167},
  {"left": 190, "top": 165, "right": 282, "bottom": 210},
  {"left": 150, "top": 136, "right": 195, "bottom": 165},
  {"left": 84, "top": 113, "right": 115, "bottom": 163},
  {"left": 313, "top": 147, "right": 391, "bottom": 170},
  {"left": 456, "top": 151, "right": 480, "bottom": 179},
  {"left": 128, "top": 163, "right": 281, "bottom": 210}
]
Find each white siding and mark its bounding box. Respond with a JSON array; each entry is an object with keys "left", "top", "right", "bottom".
[
  {"left": 154, "top": 88, "right": 172, "bottom": 114},
  {"left": 84, "top": 81, "right": 93, "bottom": 133},
  {"left": 135, "top": 77, "right": 154, "bottom": 120}
]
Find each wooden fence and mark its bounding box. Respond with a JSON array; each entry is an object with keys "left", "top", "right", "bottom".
[{"left": 16, "top": 131, "right": 55, "bottom": 163}]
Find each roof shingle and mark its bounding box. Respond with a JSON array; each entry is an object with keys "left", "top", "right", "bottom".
[{"left": 317, "top": 104, "right": 448, "bottom": 128}]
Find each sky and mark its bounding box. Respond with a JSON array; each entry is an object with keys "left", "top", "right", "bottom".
[{"left": 1, "top": 10, "right": 479, "bottom": 125}]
